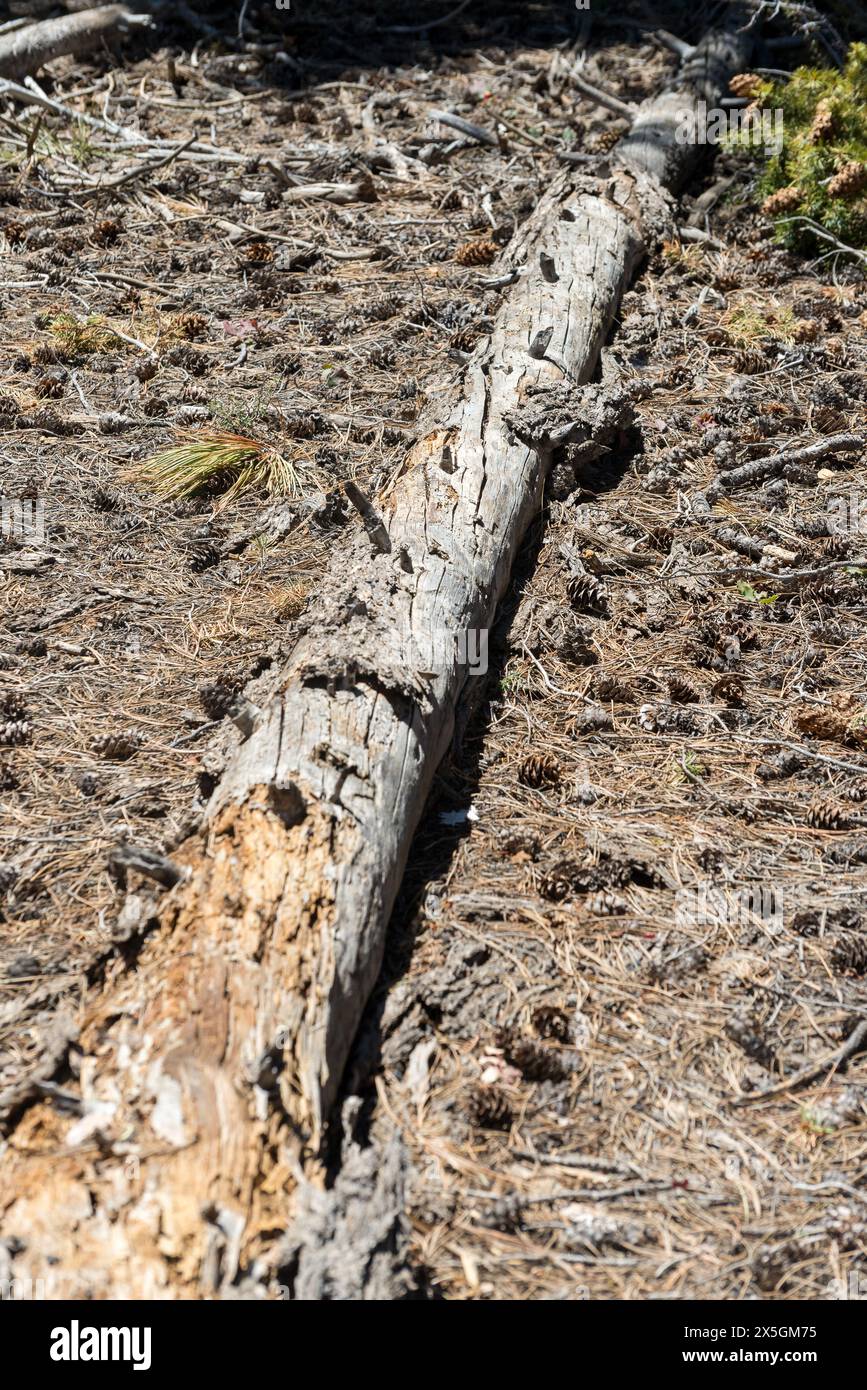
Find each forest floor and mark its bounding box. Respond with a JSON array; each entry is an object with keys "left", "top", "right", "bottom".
[{"left": 1, "top": 1, "right": 866, "bottom": 1301}]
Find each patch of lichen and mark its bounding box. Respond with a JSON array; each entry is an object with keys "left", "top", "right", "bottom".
[{"left": 752, "top": 43, "right": 867, "bottom": 253}]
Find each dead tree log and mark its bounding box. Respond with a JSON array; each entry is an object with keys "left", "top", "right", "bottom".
[
  {"left": 0, "top": 22, "right": 752, "bottom": 1298},
  {"left": 0, "top": 5, "right": 137, "bottom": 79}
]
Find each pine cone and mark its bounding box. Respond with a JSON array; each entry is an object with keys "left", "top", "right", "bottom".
[
  {"left": 91, "top": 218, "right": 121, "bottom": 247},
  {"left": 732, "top": 348, "right": 766, "bottom": 374},
  {"left": 592, "top": 128, "right": 622, "bottom": 153},
  {"left": 711, "top": 674, "right": 745, "bottom": 707},
  {"left": 91, "top": 729, "right": 143, "bottom": 761},
  {"left": 198, "top": 676, "right": 243, "bottom": 721},
  {"left": 809, "top": 99, "right": 836, "bottom": 144},
  {"left": 793, "top": 516, "right": 829, "bottom": 538},
  {"left": 807, "top": 800, "right": 851, "bottom": 830},
  {"left": 565, "top": 575, "right": 607, "bottom": 613},
  {"left": 453, "top": 238, "right": 498, "bottom": 267},
  {"left": 189, "top": 542, "right": 221, "bottom": 573},
  {"left": 729, "top": 73, "right": 763, "bottom": 99},
  {"left": 531, "top": 1004, "right": 570, "bottom": 1041},
  {"left": 465, "top": 1083, "right": 513, "bottom": 1130},
  {"left": 761, "top": 186, "right": 802, "bottom": 217},
  {"left": 171, "top": 311, "right": 209, "bottom": 341},
  {"left": 538, "top": 858, "right": 577, "bottom": 901},
  {"left": 590, "top": 672, "right": 633, "bottom": 702},
  {"left": 667, "top": 674, "right": 701, "bottom": 704},
  {"left": 0, "top": 761, "right": 18, "bottom": 791},
  {"left": 242, "top": 240, "right": 275, "bottom": 265},
  {"left": 569, "top": 704, "right": 614, "bottom": 734},
  {"left": 830, "top": 934, "right": 867, "bottom": 976},
  {"left": 792, "top": 318, "right": 821, "bottom": 343},
  {"left": 794, "top": 706, "right": 850, "bottom": 743},
  {"left": 558, "top": 631, "right": 597, "bottom": 667},
  {"left": 828, "top": 161, "right": 867, "bottom": 201},
  {"left": 495, "top": 1028, "right": 569, "bottom": 1082},
  {"left": 519, "top": 751, "right": 561, "bottom": 789}
]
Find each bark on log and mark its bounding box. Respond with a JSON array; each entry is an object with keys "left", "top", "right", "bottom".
[
  {"left": 0, "top": 22, "right": 752, "bottom": 1298},
  {"left": 0, "top": 5, "right": 135, "bottom": 79}
]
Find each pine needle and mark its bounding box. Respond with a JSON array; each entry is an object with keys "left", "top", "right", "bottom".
[{"left": 138, "top": 430, "right": 303, "bottom": 504}]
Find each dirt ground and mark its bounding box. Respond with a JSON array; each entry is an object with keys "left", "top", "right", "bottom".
[{"left": 1, "top": 0, "right": 867, "bottom": 1301}]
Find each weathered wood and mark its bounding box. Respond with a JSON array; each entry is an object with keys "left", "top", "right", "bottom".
[
  {"left": 0, "top": 6, "right": 136, "bottom": 79},
  {"left": 0, "top": 22, "right": 752, "bottom": 1298}
]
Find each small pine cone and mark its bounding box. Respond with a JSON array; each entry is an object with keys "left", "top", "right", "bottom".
[
  {"left": 189, "top": 542, "right": 221, "bottom": 573},
  {"left": 587, "top": 890, "right": 628, "bottom": 916},
  {"left": 828, "top": 161, "right": 867, "bottom": 201},
  {"left": 843, "top": 782, "right": 867, "bottom": 803},
  {"left": 171, "top": 311, "right": 209, "bottom": 341},
  {"left": 518, "top": 752, "right": 561, "bottom": 789},
  {"left": 91, "top": 218, "right": 121, "bottom": 246},
  {"left": 793, "top": 517, "right": 829, "bottom": 541},
  {"left": 729, "top": 73, "right": 763, "bottom": 99},
  {"left": 449, "top": 326, "right": 478, "bottom": 353},
  {"left": 590, "top": 672, "right": 633, "bottom": 702},
  {"left": 593, "top": 128, "right": 622, "bottom": 153},
  {"left": 0, "top": 761, "right": 18, "bottom": 791},
  {"left": 531, "top": 1004, "right": 570, "bottom": 1042},
  {"left": 830, "top": 934, "right": 867, "bottom": 976},
  {"left": 732, "top": 348, "right": 766, "bottom": 374},
  {"left": 761, "top": 186, "right": 802, "bottom": 218},
  {"left": 465, "top": 1083, "right": 512, "bottom": 1130},
  {"left": 538, "top": 859, "right": 576, "bottom": 901},
  {"left": 757, "top": 749, "right": 805, "bottom": 781},
  {"left": 806, "top": 800, "right": 850, "bottom": 830},
  {"left": 495, "top": 1029, "right": 568, "bottom": 1082},
  {"left": 34, "top": 370, "right": 65, "bottom": 398},
  {"left": 453, "top": 238, "right": 498, "bottom": 267},
  {"left": 1, "top": 693, "right": 27, "bottom": 723},
  {"left": 823, "top": 534, "right": 850, "bottom": 558},
  {"left": 667, "top": 674, "right": 701, "bottom": 704},
  {"left": 91, "top": 728, "right": 143, "bottom": 761},
  {"left": 711, "top": 674, "right": 745, "bottom": 707},
  {"left": 794, "top": 706, "right": 850, "bottom": 744},
  {"left": 198, "top": 676, "right": 243, "bottom": 720},
  {"left": 809, "top": 99, "right": 836, "bottom": 144},
  {"left": 565, "top": 575, "right": 607, "bottom": 613},
  {"left": 0, "top": 719, "right": 30, "bottom": 746},
  {"left": 243, "top": 240, "right": 275, "bottom": 265},
  {"left": 569, "top": 704, "right": 614, "bottom": 735},
  {"left": 558, "top": 631, "right": 597, "bottom": 667},
  {"left": 753, "top": 1241, "right": 809, "bottom": 1293},
  {"left": 792, "top": 319, "right": 821, "bottom": 344}
]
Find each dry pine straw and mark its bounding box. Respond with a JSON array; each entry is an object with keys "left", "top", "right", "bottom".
[{"left": 0, "top": 10, "right": 865, "bottom": 1301}]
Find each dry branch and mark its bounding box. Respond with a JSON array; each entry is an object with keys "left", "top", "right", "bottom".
[
  {"left": 0, "top": 5, "right": 140, "bottom": 79},
  {"left": 0, "top": 19, "right": 754, "bottom": 1298}
]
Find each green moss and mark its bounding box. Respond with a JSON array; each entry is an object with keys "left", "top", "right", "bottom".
[{"left": 755, "top": 42, "right": 867, "bottom": 253}]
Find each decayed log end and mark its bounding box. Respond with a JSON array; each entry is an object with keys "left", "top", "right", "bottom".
[{"left": 0, "top": 788, "right": 352, "bottom": 1296}]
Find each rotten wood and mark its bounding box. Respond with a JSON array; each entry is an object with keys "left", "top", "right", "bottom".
[{"left": 0, "top": 20, "right": 754, "bottom": 1298}]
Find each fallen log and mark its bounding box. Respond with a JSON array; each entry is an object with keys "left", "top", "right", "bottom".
[
  {"left": 0, "top": 20, "right": 753, "bottom": 1298},
  {"left": 0, "top": 5, "right": 140, "bottom": 80}
]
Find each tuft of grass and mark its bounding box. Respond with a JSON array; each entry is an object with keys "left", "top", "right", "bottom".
[
  {"left": 139, "top": 431, "right": 304, "bottom": 505},
  {"left": 48, "top": 312, "right": 120, "bottom": 356}
]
